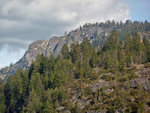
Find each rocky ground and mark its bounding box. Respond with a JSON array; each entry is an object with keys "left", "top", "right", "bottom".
[{"left": 55, "top": 64, "right": 150, "bottom": 113}]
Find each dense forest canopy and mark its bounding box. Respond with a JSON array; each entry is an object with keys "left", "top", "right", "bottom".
[
  {"left": 80, "top": 20, "right": 150, "bottom": 48},
  {"left": 0, "top": 30, "right": 150, "bottom": 113},
  {"left": 82, "top": 20, "right": 150, "bottom": 32}
]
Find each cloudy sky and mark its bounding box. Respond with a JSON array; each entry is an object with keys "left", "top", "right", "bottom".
[{"left": 0, "top": 0, "right": 150, "bottom": 68}]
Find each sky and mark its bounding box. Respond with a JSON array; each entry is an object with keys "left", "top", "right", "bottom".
[{"left": 0, "top": 0, "right": 149, "bottom": 69}]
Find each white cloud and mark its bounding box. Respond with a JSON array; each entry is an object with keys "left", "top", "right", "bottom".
[
  {"left": 0, "top": 0, "right": 130, "bottom": 27},
  {"left": 0, "top": 45, "right": 26, "bottom": 67},
  {"left": 0, "top": 0, "right": 130, "bottom": 67},
  {"left": 0, "top": 65, "right": 2, "bottom": 69},
  {"left": 0, "top": 38, "right": 32, "bottom": 51}
]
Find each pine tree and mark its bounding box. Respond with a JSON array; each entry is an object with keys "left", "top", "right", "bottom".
[
  {"left": 0, "top": 79, "right": 6, "bottom": 113},
  {"left": 30, "top": 72, "right": 43, "bottom": 96},
  {"left": 101, "top": 31, "right": 120, "bottom": 72},
  {"left": 61, "top": 43, "right": 70, "bottom": 59},
  {"left": 43, "top": 100, "right": 54, "bottom": 113},
  {"left": 132, "top": 33, "right": 142, "bottom": 64},
  {"left": 143, "top": 37, "right": 150, "bottom": 62},
  {"left": 26, "top": 89, "right": 43, "bottom": 113},
  {"left": 124, "top": 34, "right": 133, "bottom": 65},
  {"left": 70, "top": 43, "right": 81, "bottom": 64}
]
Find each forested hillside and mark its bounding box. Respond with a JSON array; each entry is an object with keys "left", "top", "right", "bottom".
[
  {"left": 0, "top": 31, "right": 150, "bottom": 113},
  {"left": 1, "top": 20, "right": 150, "bottom": 81}
]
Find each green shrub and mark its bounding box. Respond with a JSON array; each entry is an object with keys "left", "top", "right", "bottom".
[
  {"left": 98, "top": 68, "right": 106, "bottom": 74},
  {"left": 83, "top": 86, "right": 93, "bottom": 96},
  {"left": 144, "top": 62, "right": 150, "bottom": 68},
  {"left": 101, "top": 74, "right": 114, "bottom": 81},
  {"left": 118, "top": 76, "right": 128, "bottom": 82},
  {"left": 71, "top": 103, "right": 82, "bottom": 113},
  {"left": 128, "top": 72, "right": 138, "bottom": 80}
]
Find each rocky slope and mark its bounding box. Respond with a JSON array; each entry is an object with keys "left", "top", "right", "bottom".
[
  {"left": 1, "top": 21, "right": 150, "bottom": 80},
  {"left": 58, "top": 64, "right": 150, "bottom": 113},
  {"left": 0, "top": 25, "right": 111, "bottom": 80}
]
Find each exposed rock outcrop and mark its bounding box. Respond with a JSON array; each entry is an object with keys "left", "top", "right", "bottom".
[
  {"left": 1, "top": 23, "right": 150, "bottom": 80},
  {"left": 0, "top": 25, "right": 109, "bottom": 80}
]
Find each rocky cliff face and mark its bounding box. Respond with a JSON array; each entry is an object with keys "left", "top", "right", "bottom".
[
  {"left": 1, "top": 23, "right": 150, "bottom": 80},
  {"left": 0, "top": 25, "right": 110, "bottom": 80},
  {"left": 3, "top": 40, "right": 49, "bottom": 80}
]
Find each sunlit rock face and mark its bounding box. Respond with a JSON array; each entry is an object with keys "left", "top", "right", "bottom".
[{"left": 1, "top": 22, "right": 150, "bottom": 81}]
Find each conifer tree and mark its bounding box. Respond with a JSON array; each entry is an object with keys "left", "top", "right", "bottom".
[
  {"left": 143, "top": 37, "right": 150, "bottom": 62},
  {"left": 43, "top": 100, "right": 54, "bottom": 113},
  {"left": 61, "top": 43, "right": 70, "bottom": 59},
  {"left": 0, "top": 79, "right": 6, "bottom": 113},
  {"left": 26, "top": 89, "right": 43, "bottom": 113},
  {"left": 30, "top": 72, "right": 43, "bottom": 96}
]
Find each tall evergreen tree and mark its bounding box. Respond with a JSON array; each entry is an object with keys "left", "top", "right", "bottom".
[
  {"left": 143, "top": 37, "right": 150, "bottom": 62},
  {"left": 0, "top": 79, "right": 6, "bottom": 113},
  {"left": 26, "top": 89, "right": 43, "bottom": 113},
  {"left": 61, "top": 43, "right": 70, "bottom": 59}
]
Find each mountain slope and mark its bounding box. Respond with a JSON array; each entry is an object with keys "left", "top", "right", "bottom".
[
  {"left": 1, "top": 33, "right": 150, "bottom": 113},
  {"left": 1, "top": 20, "right": 150, "bottom": 80}
]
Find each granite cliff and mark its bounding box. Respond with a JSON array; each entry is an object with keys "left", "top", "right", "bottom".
[
  {"left": 0, "top": 25, "right": 111, "bottom": 80},
  {"left": 1, "top": 21, "right": 150, "bottom": 80}
]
